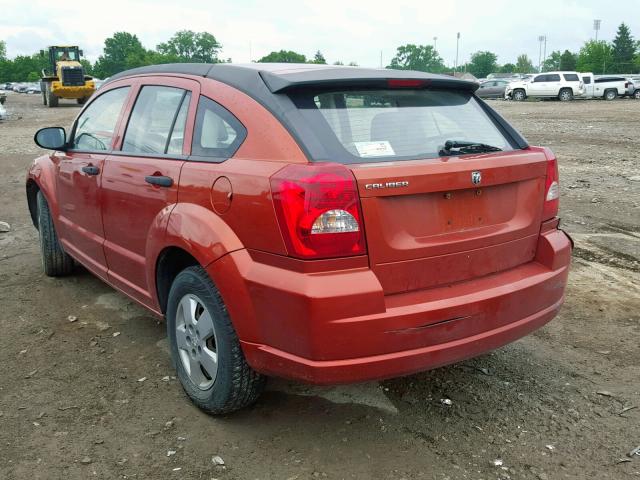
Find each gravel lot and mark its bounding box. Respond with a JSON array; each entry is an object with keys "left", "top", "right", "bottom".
[{"left": 0, "top": 93, "right": 638, "bottom": 480}]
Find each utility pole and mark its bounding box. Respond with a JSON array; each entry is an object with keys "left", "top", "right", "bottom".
[
  {"left": 543, "top": 36, "right": 547, "bottom": 71},
  {"left": 380, "top": 50, "right": 383, "bottom": 69},
  {"left": 454, "top": 32, "right": 460, "bottom": 74},
  {"left": 249, "top": 41, "right": 252, "bottom": 63},
  {"left": 593, "top": 19, "right": 601, "bottom": 41},
  {"left": 433, "top": 36, "right": 438, "bottom": 51}
]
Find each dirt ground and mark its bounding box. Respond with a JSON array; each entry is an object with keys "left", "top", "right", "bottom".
[{"left": 0, "top": 93, "right": 638, "bottom": 480}]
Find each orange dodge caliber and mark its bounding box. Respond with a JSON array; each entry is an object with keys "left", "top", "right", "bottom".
[{"left": 27, "top": 63, "right": 572, "bottom": 413}]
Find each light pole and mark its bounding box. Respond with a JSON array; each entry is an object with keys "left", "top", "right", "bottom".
[
  {"left": 538, "top": 35, "right": 546, "bottom": 72},
  {"left": 593, "top": 19, "right": 601, "bottom": 41},
  {"left": 433, "top": 36, "right": 438, "bottom": 51},
  {"left": 454, "top": 32, "right": 460, "bottom": 74}
]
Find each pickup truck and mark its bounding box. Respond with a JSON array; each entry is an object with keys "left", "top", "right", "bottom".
[
  {"left": 580, "top": 73, "right": 627, "bottom": 100},
  {"left": 505, "top": 71, "right": 584, "bottom": 101}
]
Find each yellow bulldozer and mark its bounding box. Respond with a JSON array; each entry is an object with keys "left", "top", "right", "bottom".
[{"left": 40, "top": 46, "right": 95, "bottom": 107}]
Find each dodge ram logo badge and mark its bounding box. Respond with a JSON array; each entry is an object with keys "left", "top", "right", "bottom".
[{"left": 471, "top": 171, "right": 482, "bottom": 185}]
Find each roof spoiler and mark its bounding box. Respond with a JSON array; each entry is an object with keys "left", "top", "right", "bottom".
[{"left": 259, "top": 69, "right": 479, "bottom": 93}]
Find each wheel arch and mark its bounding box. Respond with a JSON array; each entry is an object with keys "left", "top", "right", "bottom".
[
  {"left": 26, "top": 179, "right": 40, "bottom": 229},
  {"left": 146, "top": 202, "right": 245, "bottom": 314}
]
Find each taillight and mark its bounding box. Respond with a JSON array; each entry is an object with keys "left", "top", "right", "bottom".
[
  {"left": 270, "top": 163, "right": 366, "bottom": 259},
  {"left": 541, "top": 148, "right": 559, "bottom": 220}
]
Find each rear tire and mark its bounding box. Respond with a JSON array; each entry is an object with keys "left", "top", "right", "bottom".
[
  {"left": 512, "top": 89, "right": 526, "bottom": 101},
  {"left": 558, "top": 88, "right": 573, "bottom": 101},
  {"left": 167, "top": 266, "right": 266, "bottom": 415},
  {"left": 604, "top": 89, "right": 617, "bottom": 101},
  {"left": 36, "top": 191, "right": 74, "bottom": 276},
  {"left": 76, "top": 97, "right": 87, "bottom": 105},
  {"left": 46, "top": 85, "right": 58, "bottom": 108},
  {"left": 42, "top": 89, "right": 47, "bottom": 106}
]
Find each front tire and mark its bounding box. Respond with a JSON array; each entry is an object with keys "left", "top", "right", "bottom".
[
  {"left": 36, "top": 191, "right": 74, "bottom": 276},
  {"left": 512, "top": 89, "right": 526, "bottom": 101},
  {"left": 604, "top": 89, "right": 617, "bottom": 101},
  {"left": 559, "top": 88, "right": 573, "bottom": 101},
  {"left": 46, "top": 85, "right": 59, "bottom": 108},
  {"left": 167, "top": 266, "right": 266, "bottom": 415},
  {"left": 634, "top": 90, "right": 640, "bottom": 100}
]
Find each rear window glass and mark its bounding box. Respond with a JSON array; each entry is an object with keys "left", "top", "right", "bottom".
[
  {"left": 289, "top": 89, "right": 513, "bottom": 163},
  {"left": 547, "top": 74, "right": 561, "bottom": 81},
  {"left": 563, "top": 74, "right": 579, "bottom": 81},
  {"left": 190, "top": 96, "right": 246, "bottom": 161},
  {"left": 595, "top": 77, "right": 624, "bottom": 83}
]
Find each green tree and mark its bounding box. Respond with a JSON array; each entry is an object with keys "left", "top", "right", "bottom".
[
  {"left": 542, "top": 50, "right": 561, "bottom": 71},
  {"left": 26, "top": 71, "right": 40, "bottom": 82},
  {"left": 466, "top": 51, "right": 498, "bottom": 78},
  {"left": 611, "top": 23, "right": 635, "bottom": 73},
  {"left": 576, "top": 40, "right": 613, "bottom": 74},
  {"left": 258, "top": 50, "right": 307, "bottom": 63},
  {"left": 387, "top": 44, "right": 444, "bottom": 72},
  {"left": 93, "top": 32, "right": 148, "bottom": 77},
  {"left": 311, "top": 50, "right": 326, "bottom": 64},
  {"left": 156, "top": 30, "right": 221, "bottom": 63},
  {"left": 499, "top": 63, "right": 516, "bottom": 73},
  {"left": 515, "top": 54, "right": 534, "bottom": 74},
  {"left": 559, "top": 50, "right": 578, "bottom": 71},
  {"left": 0, "top": 40, "right": 6, "bottom": 61}
]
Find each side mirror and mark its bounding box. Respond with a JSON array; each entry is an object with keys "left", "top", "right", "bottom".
[{"left": 34, "top": 127, "right": 67, "bottom": 150}]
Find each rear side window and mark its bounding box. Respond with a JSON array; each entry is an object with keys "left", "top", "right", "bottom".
[
  {"left": 190, "top": 96, "right": 246, "bottom": 161},
  {"left": 289, "top": 89, "right": 513, "bottom": 163},
  {"left": 547, "top": 74, "right": 561, "bottom": 81},
  {"left": 72, "top": 87, "right": 130, "bottom": 151},
  {"left": 563, "top": 74, "right": 579, "bottom": 81},
  {"left": 123, "top": 86, "right": 190, "bottom": 155}
]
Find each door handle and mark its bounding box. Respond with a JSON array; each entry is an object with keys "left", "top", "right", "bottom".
[
  {"left": 145, "top": 175, "right": 173, "bottom": 187},
  {"left": 82, "top": 165, "right": 100, "bottom": 175}
]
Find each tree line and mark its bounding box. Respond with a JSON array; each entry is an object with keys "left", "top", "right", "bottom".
[{"left": 0, "top": 23, "right": 639, "bottom": 82}]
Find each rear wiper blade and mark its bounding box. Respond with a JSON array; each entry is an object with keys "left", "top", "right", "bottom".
[{"left": 439, "top": 140, "right": 502, "bottom": 156}]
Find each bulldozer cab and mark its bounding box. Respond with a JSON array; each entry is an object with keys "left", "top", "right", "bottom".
[{"left": 44, "top": 46, "right": 83, "bottom": 75}]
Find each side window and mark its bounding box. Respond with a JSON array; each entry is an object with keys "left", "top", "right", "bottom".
[
  {"left": 533, "top": 75, "right": 546, "bottom": 83},
  {"left": 122, "top": 86, "right": 189, "bottom": 155},
  {"left": 72, "top": 87, "right": 130, "bottom": 151},
  {"left": 547, "top": 74, "right": 561, "bottom": 82},
  {"left": 563, "top": 74, "right": 578, "bottom": 81},
  {"left": 167, "top": 93, "right": 191, "bottom": 155},
  {"left": 191, "top": 96, "right": 247, "bottom": 161},
  {"left": 582, "top": 76, "right": 592, "bottom": 84}
]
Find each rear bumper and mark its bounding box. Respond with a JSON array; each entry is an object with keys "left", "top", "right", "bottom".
[{"left": 209, "top": 228, "right": 572, "bottom": 385}]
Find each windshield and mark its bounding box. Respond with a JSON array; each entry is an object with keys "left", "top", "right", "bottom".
[{"left": 289, "top": 89, "right": 513, "bottom": 163}]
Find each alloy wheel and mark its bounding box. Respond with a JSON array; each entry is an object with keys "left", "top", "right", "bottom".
[{"left": 175, "top": 294, "right": 218, "bottom": 390}]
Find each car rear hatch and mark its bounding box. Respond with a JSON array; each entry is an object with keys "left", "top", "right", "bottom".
[
  {"left": 264, "top": 67, "right": 548, "bottom": 294},
  {"left": 350, "top": 150, "right": 547, "bottom": 294}
]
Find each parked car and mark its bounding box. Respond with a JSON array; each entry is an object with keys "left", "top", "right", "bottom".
[
  {"left": 25, "top": 83, "right": 42, "bottom": 94},
  {"left": 0, "top": 90, "right": 6, "bottom": 105},
  {"left": 624, "top": 76, "right": 640, "bottom": 99},
  {"left": 505, "top": 71, "right": 584, "bottom": 101},
  {"left": 27, "top": 63, "right": 572, "bottom": 414},
  {"left": 477, "top": 79, "right": 511, "bottom": 98},
  {"left": 0, "top": 102, "right": 6, "bottom": 120},
  {"left": 580, "top": 74, "right": 627, "bottom": 100}
]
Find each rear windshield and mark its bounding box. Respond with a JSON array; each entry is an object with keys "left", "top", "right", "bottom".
[{"left": 289, "top": 89, "right": 513, "bottom": 163}]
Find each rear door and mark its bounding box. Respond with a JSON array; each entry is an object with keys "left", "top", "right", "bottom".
[
  {"left": 54, "top": 85, "right": 131, "bottom": 279},
  {"left": 100, "top": 77, "right": 199, "bottom": 306}
]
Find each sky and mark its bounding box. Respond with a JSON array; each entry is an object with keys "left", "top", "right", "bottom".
[{"left": 1, "top": 0, "right": 638, "bottom": 68}]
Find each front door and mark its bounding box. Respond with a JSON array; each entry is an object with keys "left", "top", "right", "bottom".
[
  {"left": 55, "top": 85, "right": 131, "bottom": 279},
  {"left": 100, "top": 78, "right": 199, "bottom": 307},
  {"left": 528, "top": 74, "right": 547, "bottom": 96}
]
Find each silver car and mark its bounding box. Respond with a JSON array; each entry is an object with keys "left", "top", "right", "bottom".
[{"left": 477, "top": 79, "right": 510, "bottom": 99}]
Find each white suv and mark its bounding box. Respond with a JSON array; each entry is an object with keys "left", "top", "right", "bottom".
[{"left": 505, "top": 71, "right": 585, "bottom": 101}]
